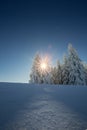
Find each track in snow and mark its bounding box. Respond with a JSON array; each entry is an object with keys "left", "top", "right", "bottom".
[{"left": 4, "top": 94, "right": 87, "bottom": 130}]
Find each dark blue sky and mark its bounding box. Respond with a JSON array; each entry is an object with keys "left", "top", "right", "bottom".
[{"left": 0, "top": 0, "right": 87, "bottom": 82}]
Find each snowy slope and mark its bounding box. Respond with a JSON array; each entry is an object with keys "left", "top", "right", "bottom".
[{"left": 0, "top": 83, "right": 87, "bottom": 130}]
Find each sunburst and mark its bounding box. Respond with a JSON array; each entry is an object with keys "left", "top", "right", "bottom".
[
  {"left": 34, "top": 54, "right": 51, "bottom": 74},
  {"left": 40, "top": 62, "right": 47, "bottom": 71},
  {"left": 40, "top": 56, "right": 50, "bottom": 73}
]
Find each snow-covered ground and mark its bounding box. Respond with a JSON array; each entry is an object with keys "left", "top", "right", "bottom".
[{"left": 0, "top": 83, "right": 87, "bottom": 130}]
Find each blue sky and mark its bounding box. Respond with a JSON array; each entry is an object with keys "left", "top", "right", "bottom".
[{"left": 0, "top": 0, "right": 87, "bottom": 83}]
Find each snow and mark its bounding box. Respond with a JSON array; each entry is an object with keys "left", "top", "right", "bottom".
[{"left": 0, "top": 82, "right": 87, "bottom": 130}]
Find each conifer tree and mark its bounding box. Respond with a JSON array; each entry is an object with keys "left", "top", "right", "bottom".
[
  {"left": 67, "top": 44, "right": 86, "bottom": 85},
  {"left": 29, "top": 53, "right": 41, "bottom": 83}
]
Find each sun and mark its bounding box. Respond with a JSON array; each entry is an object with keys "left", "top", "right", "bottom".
[
  {"left": 40, "top": 57, "right": 49, "bottom": 72},
  {"left": 40, "top": 62, "right": 47, "bottom": 70},
  {"left": 39, "top": 55, "right": 51, "bottom": 73}
]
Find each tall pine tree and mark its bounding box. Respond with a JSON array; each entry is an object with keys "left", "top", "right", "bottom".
[
  {"left": 29, "top": 53, "right": 41, "bottom": 83},
  {"left": 67, "top": 44, "right": 86, "bottom": 85}
]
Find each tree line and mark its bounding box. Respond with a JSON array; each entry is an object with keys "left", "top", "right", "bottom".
[{"left": 29, "top": 44, "right": 87, "bottom": 85}]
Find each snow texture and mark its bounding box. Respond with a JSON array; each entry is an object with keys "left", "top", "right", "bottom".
[{"left": 0, "top": 83, "right": 87, "bottom": 130}]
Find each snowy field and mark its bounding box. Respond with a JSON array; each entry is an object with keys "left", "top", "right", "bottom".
[{"left": 0, "top": 83, "right": 87, "bottom": 130}]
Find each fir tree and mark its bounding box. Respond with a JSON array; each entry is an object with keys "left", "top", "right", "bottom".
[
  {"left": 29, "top": 53, "right": 41, "bottom": 83},
  {"left": 62, "top": 55, "right": 70, "bottom": 84},
  {"left": 67, "top": 44, "right": 86, "bottom": 85},
  {"left": 51, "top": 66, "right": 58, "bottom": 84}
]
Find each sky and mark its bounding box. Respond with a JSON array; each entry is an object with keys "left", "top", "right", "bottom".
[{"left": 0, "top": 0, "right": 87, "bottom": 83}]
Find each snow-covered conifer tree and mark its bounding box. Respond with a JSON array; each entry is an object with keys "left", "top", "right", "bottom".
[
  {"left": 29, "top": 53, "right": 42, "bottom": 84},
  {"left": 67, "top": 44, "right": 86, "bottom": 85},
  {"left": 51, "top": 66, "right": 58, "bottom": 84},
  {"left": 83, "top": 62, "right": 87, "bottom": 85},
  {"left": 56, "top": 61, "right": 62, "bottom": 84},
  {"left": 62, "top": 55, "right": 70, "bottom": 84},
  {"left": 40, "top": 57, "right": 52, "bottom": 84},
  {"left": 62, "top": 44, "right": 86, "bottom": 85},
  {"left": 51, "top": 61, "right": 62, "bottom": 84},
  {"left": 29, "top": 54, "right": 52, "bottom": 84}
]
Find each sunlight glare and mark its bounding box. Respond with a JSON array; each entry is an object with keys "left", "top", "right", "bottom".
[{"left": 40, "top": 62, "right": 47, "bottom": 70}]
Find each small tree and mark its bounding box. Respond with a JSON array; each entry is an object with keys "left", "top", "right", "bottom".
[
  {"left": 56, "top": 61, "right": 62, "bottom": 84},
  {"left": 51, "top": 66, "right": 58, "bottom": 84},
  {"left": 51, "top": 61, "right": 62, "bottom": 84}
]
